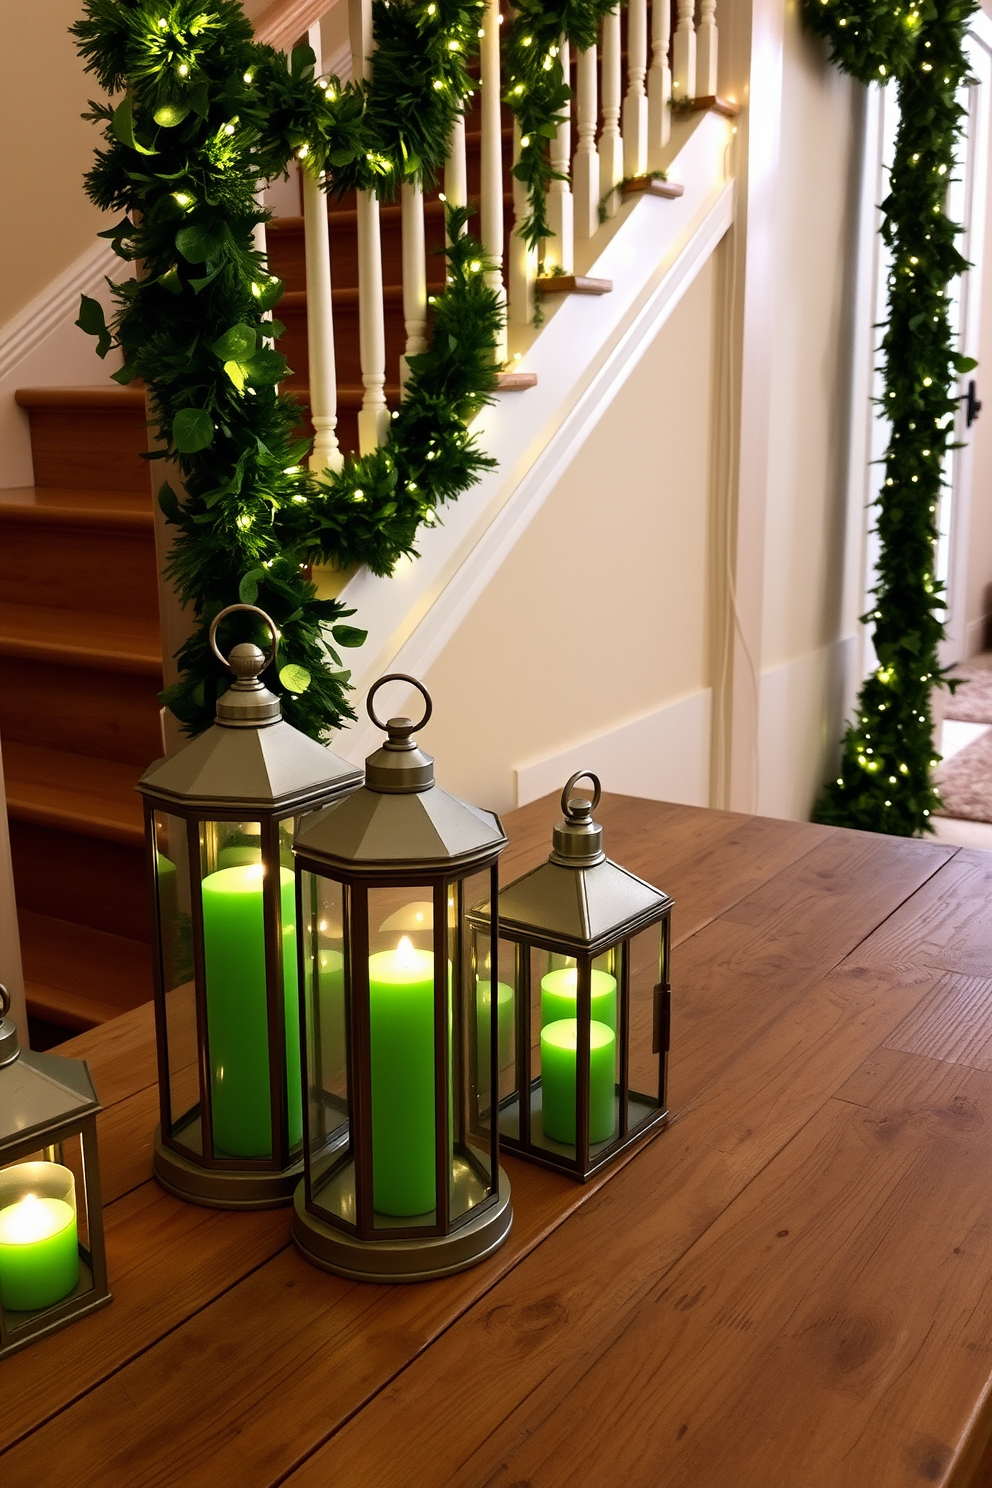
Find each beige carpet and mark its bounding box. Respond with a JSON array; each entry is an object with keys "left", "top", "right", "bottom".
[
  {"left": 936, "top": 662, "right": 992, "bottom": 822},
  {"left": 945, "top": 665, "right": 992, "bottom": 723}
]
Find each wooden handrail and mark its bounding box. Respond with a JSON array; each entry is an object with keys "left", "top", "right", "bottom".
[{"left": 254, "top": 0, "right": 337, "bottom": 51}]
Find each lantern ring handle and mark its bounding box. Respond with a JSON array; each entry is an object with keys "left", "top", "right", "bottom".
[
  {"left": 367, "top": 673, "right": 433, "bottom": 734},
  {"left": 208, "top": 604, "right": 280, "bottom": 673},
  {"left": 0, "top": 985, "right": 9, "bottom": 1019},
  {"left": 561, "top": 770, "right": 602, "bottom": 818}
]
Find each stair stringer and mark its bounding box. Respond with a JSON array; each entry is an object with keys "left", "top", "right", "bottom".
[{"left": 330, "top": 108, "right": 735, "bottom": 758}]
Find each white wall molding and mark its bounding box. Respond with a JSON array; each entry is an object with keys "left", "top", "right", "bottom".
[
  {"left": 0, "top": 239, "right": 118, "bottom": 386},
  {"left": 515, "top": 690, "right": 713, "bottom": 810},
  {"left": 330, "top": 109, "right": 734, "bottom": 763}
]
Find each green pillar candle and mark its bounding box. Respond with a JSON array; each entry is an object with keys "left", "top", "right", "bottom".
[
  {"left": 202, "top": 863, "right": 302, "bottom": 1159},
  {"left": 540, "top": 1018, "right": 616, "bottom": 1145},
  {"left": 541, "top": 966, "right": 617, "bottom": 1031},
  {"left": 368, "top": 937, "right": 436, "bottom": 1217},
  {"left": 0, "top": 1191, "right": 79, "bottom": 1312},
  {"left": 317, "top": 948, "right": 346, "bottom": 1092},
  {"left": 476, "top": 979, "right": 515, "bottom": 1077}
]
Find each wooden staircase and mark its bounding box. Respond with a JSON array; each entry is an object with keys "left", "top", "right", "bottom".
[{"left": 4, "top": 105, "right": 524, "bottom": 1040}]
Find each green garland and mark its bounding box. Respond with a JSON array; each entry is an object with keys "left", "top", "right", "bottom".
[
  {"left": 802, "top": 0, "right": 976, "bottom": 835},
  {"left": 72, "top": 0, "right": 498, "bottom": 740},
  {"left": 503, "top": 0, "right": 623, "bottom": 250}
]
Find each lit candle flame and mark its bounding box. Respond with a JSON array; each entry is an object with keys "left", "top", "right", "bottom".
[{"left": 397, "top": 935, "right": 416, "bottom": 968}]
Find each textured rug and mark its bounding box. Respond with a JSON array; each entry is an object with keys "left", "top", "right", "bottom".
[{"left": 945, "top": 665, "right": 992, "bottom": 723}]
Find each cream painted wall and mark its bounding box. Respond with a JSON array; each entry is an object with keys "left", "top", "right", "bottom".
[
  {"left": 413, "top": 256, "right": 718, "bottom": 815},
  {"left": 964, "top": 88, "right": 992, "bottom": 655},
  {"left": 761, "top": 4, "right": 861, "bottom": 672},
  {"left": 0, "top": 1, "right": 112, "bottom": 325}
]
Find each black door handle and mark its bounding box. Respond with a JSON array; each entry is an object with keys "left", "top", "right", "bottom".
[{"left": 967, "top": 379, "right": 982, "bottom": 427}]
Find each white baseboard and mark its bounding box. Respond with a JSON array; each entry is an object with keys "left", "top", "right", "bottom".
[
  {"left": 0, "top": 239, "right": 122, "bottom": 488},
  {"left": 757, "top": 637, "right": 856, "bottom": 821},
  {"left": 514, "top": 689, "right": 713, "bottom": 810}
]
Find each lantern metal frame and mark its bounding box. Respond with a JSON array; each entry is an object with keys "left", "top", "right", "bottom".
[
  {"left": 291, "top": 675, "right": 513, "bottom": 1281},
  {"left": 471, "top": 772, "right": 674, "bottom": 1182},
  {"left": 0, "top": 987, "right": 111, "bottom": 1359},
  {"left": 137, "top": 605, "right": 362, "bottom": 1209}
]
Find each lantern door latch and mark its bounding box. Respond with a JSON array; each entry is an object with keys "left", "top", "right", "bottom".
[{"left": 652, "top": 984, "right": 671, "bottom": 1055}]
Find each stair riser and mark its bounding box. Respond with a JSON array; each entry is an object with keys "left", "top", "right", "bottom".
[
  {"left": 25, "top": 407, "right": 151, "bottom": 493},
  {"left": 0, "top": 521, "right": 160, "bottom": 618},
  {"left": 10, "top": 821, "right": 150, "bottom": 943},
  {"left": 281, "top": 300, "right": 410, "bottom": 393},
  {"left": 0, "top": 658, "right": 163, "bottom": 766}
]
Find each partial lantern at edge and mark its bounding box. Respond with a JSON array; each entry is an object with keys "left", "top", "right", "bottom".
[
  {"left": 469, "top": 772, "right": 673, "bottom": 1181},
  {"left": 291, "top": 674, "right": 512, "bottom": 1281},
  {"left": 136, "top": 604, "right": 361, "bottom": 1209}
]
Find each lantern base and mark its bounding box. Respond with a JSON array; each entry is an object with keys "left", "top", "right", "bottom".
[
  {"left": 291, "top": 1167, "right": 513, "bottom": 1281},
  {"left": 153, "top": 1127, "right": 303, "bottom": 1209}
]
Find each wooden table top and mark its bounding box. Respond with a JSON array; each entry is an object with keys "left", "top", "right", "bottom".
[{"left": 3, "top": 795, "right": 992, "bottom": 1488}]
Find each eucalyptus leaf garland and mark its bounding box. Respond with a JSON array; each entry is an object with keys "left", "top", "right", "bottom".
[
  {"left": 72, "top": 0, "right": 498, "bottom": 740},
  {"left": 802, "top": 0, "right": 977, "bottom": 835},
  {"left": 503, "top": 0, "right": 624, "bottom": 250}
]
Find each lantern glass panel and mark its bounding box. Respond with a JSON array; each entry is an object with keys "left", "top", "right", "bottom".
[
  {"left": 452, "top": 871, "right": 496, "bottom": 1225},
  {"left": 154, "top": 812, "right": 198, "bottom": 1154},
  {"left": 300, "top": 871, "right": 351, "bottom": 1206},
  {"left": 472, "top": 924, "right": 515, "bottom": 1117},
  {"left": 0, "top": 1159, "right": 85, "bottom": 1317},
  {"left": 197, "top": 817, "right": 302, "bottom": 1161},
  {"left": 530, "top": 946, "right": 622, "bottom": 1158},
  {"left": 367, "top": 883, "right": 441, "bottom": 1225},
  {"left": 627, "top": 920, "right": 667, "bottom": 1131}
]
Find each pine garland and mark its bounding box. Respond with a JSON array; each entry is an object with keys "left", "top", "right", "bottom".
[
  {"left": 802, "top": 0, "right": 976, "bottom": 835},
  {"left": 72, "top": 0, "right": 498, "bottom": 740},
  {"left": 503, "top": 0, "right": 622, "bottom": 250}
]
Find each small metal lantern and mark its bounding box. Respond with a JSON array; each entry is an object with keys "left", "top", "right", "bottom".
[
  {"left": 471, "top": 771, "right": 673, "bottom": 1181},
  {"left": 291, "top": 674, "right": 512, "bottom": 1281},
  {"left": 0, "top": 986, "right": 111, "bottom": 1358},
  {"left": 137, "top": 604, "right": 362, "bottom": 1209}
]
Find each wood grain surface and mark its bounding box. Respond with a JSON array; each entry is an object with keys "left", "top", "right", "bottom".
[{"left": 2, "top": 797, "right": 987, "bottom": 1488}]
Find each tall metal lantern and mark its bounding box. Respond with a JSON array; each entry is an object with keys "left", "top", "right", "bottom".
[
  {"left": 137, "top": 604, "right": 362, "bottom": 1209},
  {"left": 0, "top": 986, "right": 111, "bottom": 1358},
  {"left": 470, "top": 771, "right": 673, "bottom": 1181},
  {"left": 292, "top": 674, "right": 513, "bottom": 1281}
]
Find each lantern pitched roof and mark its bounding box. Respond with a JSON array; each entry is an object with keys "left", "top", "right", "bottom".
[
  {"left": 493, "top": 856, "right": 672, "bottom": 953},
  {"left": 1, "top": 1049, "right": 99, "bottom": 1146},
  {"left": 294, "top": 782, "right": 505, "bottom": 872}
]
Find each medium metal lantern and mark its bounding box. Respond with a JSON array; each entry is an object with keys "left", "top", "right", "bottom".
[
  {"left": 291, "top": 674, "right": 513, "bottom": 1281},
  {"left": 137, "top": 604, "right": 361, "bottom": 1209},
  {"left": 0, "top": 986, "right": 111, "bottom": 1358},
  {"left": 470, "top": 771, "right": 673, "bottom": 1181}
]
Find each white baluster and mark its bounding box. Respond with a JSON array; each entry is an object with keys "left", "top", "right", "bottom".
[
  {"left": 573, "top": 45, "right": 599, "bottom": 241},
  {"left": 480, "top": 0, "right": 507, "bottom": 362},
  {"left": 302, "top": 167, "right": 343, "bottom": 472},
  {"left": 401, "top": 179, "right": 427, "bottom": 390},
  {"left": 696, "top": 0, "right": 718, "bottom": 99},
  {"left": 350, "top": 0, "right": 389, "bottom": 451},
  {"left": 509, "top": 122, "right": 537, "bottom": 325},
  {"left": 648, "top": 0, "right": 672, "bottom": 166},
  {"left": 544, "top": 39, "right": 573, "bottom": 274},
  {"left": 672, "top": 0, "right": 696, "bottom": 103},
  {"left": 623, "top": 0, "right": 648, "bottom": 178},
  {"left": 599, "top": 8, "right": 623, "bottom": 219},
  {"left": 251, "top": 215, "right": 274, "bottom": 351},
  {"left": 445, "top": 113, "right": 468, "bottom": 239}
]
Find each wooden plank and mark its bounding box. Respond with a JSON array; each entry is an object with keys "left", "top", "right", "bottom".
[
  {"left": 276, "top": 958, "right": 948, "bottom": 1488},
  {"left": 0, "top": 1183, "right": 289, "bottom": 1455},
  {"left": 856, "top": 848, "right": 992, "bottom": 978},
  {"left": 884, "top": 971, "right": 992, "bottom": 1073}
]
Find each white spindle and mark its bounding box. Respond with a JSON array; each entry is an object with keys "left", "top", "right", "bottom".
[
  {"left": 401, "top": 180, "right": 427, "bottom": 389},
  {"left": 672, "top": 0, "right": 696, "bottom": 102},
  {"left": 480, "top": 0, "right": 507, "bottom": 361},
  {"left": 623, "top": 0, "right": 648, "bottom": 178},
  {"left": 647, "top": 0, "right": 672, "bottom": 165},
  {"left": 509, "top": 122, "right": 537, "bottom": 325},
  {"left": 445, "top": 113, "right": 468, "bottom": 237},
  {"left": 350, "top": 0, "right": 389, "bottom": 451},
  {"left": 544, "top": 39, "right": 573, "bottom": 274},
  {"left": 696, "top": 0, "right": 718, "bottom": 99},
  {"left": 302, "top": 168, "right": 343, "bottom": 472},
  {"left": 599, "top": 8, "right": 623, "bottom": 219},
  {"left": 573, "top": 45, "right": 599, "bottom": 241}
]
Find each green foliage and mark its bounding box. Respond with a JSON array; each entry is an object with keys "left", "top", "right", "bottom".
[
  {"left": 503, "top": 0, "right": 622, "bottom": 249},
  {"left": 72, "top": 0, "right": 499, "bottom": 741},
  {"left": 802, "top": 0, "right": 977, "bottom": 835}
]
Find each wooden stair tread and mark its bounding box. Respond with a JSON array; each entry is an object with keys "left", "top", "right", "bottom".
[
  {"left": 496, "top": 371, "right": 538, "bottom": 391},
  {"left": 0, "top": 602, "right": 162, "bottom": 674},
  {"left": 622, "top": 176, "right": 686, "bottom": 200},
  {"left": 19, "top": 909, "right": 152, "bottom": 1030},
  {"left": 0, "top": 487, "right": 153, "bottom": 529},
  {"left": 3, "top": 740, "right": 146, "bottom": 846},
  {"left": 267, "top": 192, "right": 515, "bottom": 237},
  {"left": 15, "top": 387, "right": 146, "bottom": 410},
  {"left": 691, "top": 95, "right": 741, "bottom": 118},
  {"left": 537, "top": 274, "right": 613, "bottom": 295}
]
